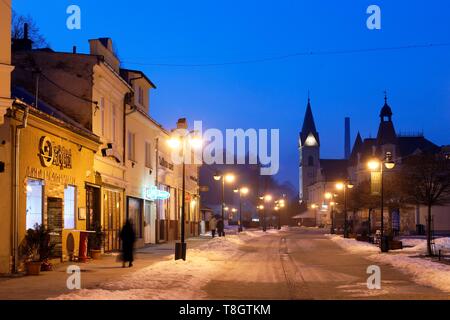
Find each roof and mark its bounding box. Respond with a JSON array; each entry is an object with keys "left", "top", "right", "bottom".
[
  {"left": 349, "top": 132, "right": 363, "bottom": 166},
  {"left": 12, "top": 86, "right": 100, "bottom": 142},
  {"left": 319, "top": 159, "right": 348, "bottom": 181},
  {"left": 397, "top": 136, "right": 440, "bottom": 156},
  {"left": 120, "top": 68, "right": 157, "bottom": 89},
  {"left": 300, "top": 99, "right": 320, "bottom": 146}
]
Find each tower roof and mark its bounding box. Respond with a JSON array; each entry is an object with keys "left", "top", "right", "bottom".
[
  {"left": 376, "top": 95, "right": 397, "bottom": 145},
  {"left": 300, "top": 98, "right": 320, "bottom": 146}
]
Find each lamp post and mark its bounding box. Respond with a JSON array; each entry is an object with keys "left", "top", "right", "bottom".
[
  {"left": 168, "top": 119, "right": 202, "bottom": 261},
  {"left": 335, "top": 180, "right": 354, "bottom": 238},
  {"left": 276, "top": 197, "right": 285, "bottom": 230},
  {"left": 368, "top": 156, "right": 395, "bottom": 252},
  {"left": 324, "top": 192, "right": 335, "bottom": 234},
  {"left": 213, "top": 173, "right": 235, "bottom": 232},
  {"left": 262, "top": 194, "right": 272, "bottom": 232},
  {"left": 234, "top": 187, "right": 249, "bottom": 232}
]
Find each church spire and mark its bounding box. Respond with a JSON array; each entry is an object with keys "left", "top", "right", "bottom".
[{"left": 300, "top": 96, "right": 320, "bottom": 146}]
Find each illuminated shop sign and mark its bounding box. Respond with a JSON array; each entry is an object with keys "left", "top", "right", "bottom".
[
  {"left": 39, "top": 136, "right": 72, "bottom": 170},
  {"left": 146, "top": 186, "right": 170, "bottom": 201}
]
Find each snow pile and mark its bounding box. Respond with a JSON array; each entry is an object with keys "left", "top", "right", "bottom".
[
  {"left": 51, "top": 234, "right": 249, "bottom": 300},
  {"left": 327, "top": 235, "right": 380, "bottom": 254},
  {"left": 329, "top": 235, "right": 450, "bottom": 293},
  {"left": 370, "top": 253, "right": 450, "bottom": 293}
]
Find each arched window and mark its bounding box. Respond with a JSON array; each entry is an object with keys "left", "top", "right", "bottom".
[{"left": 308, "top": 156, "right": 314, "bottom": 166}]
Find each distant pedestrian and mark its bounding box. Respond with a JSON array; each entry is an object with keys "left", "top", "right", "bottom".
[
  {"left": 119, "top": 219, "right": 136, "bottom": 268},
  {"left": 209, "top": 216, "right": 218, "bottom": 238},
  {"left": 217, "top": 218, "right": 225, "bottom": 237}
]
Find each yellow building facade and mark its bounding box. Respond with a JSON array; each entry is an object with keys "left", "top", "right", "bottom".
[{"left": 0, "top": 101, "right": 100, "bottom": 273}]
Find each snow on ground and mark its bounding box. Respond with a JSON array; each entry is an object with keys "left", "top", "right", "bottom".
[
  {"left": 328, "top": 235, "right": 450, "bottom": 293},
  {"left": 51, "top": 230, "right": 275, "bottom": 300}
]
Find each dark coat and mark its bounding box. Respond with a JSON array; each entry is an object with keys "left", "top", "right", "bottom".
[
  {"left": 217, "top": 219, "right": 224, "bottom": 231},
  {"left": 119, "top": 220, "right": 136, "bottom": 262}
]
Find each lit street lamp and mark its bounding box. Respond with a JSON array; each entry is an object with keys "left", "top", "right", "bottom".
[
  {"left": 367, "top": 156, "right": 396, "bottom": 252},
  {"left": 335, "top": 180, "right": 354, "bottom": 238},
  {"left": 262, "top": 194, "right": 272, "bottom": 232},
  {"left": 213, "top": 172, "right": 236, "bottom": 232},
  {"left": 234, "top": 187, "right": 249, "bottom": 232},
  {"left": 168, "top": 119, "right": 202, "bottom": 261}
]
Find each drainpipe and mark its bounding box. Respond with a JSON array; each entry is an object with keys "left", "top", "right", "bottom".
[{"left": 12, "top": 103, "right": 29, "bottom": 273}]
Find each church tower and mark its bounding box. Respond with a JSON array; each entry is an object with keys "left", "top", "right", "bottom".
[
  {"left": 299, "top": 97, "right": 320, "bottom": 202},
  {"left": 376, "top": 93, "right": 398, "bottom": 160}
]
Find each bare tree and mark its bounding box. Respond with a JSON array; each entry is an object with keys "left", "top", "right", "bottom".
[
  {"left": 401, "top": 153, "right": 450, "bottom": 256},
  {"left": 11, "top": 10, "right": 49, "bottom": 48}
]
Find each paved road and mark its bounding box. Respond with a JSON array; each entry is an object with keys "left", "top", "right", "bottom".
[
  {"left": 0, "top": 238, "right": 208, "bottom": 300},
  {"left": 204, "top": 228, "right": 449, "bottom": 299}
]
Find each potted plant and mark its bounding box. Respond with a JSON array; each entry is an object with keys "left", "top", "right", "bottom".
[
  {"left": 88, "top": 222, "right": 104, "bottom": 260},
  {"left": 21, "top": 224, "right": 42, "bottom": 275}
]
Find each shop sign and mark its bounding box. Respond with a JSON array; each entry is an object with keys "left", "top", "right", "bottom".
[
  {"left": 370, "top": 172, "right": 381, "bottom": 195},
  {"left": 146, "top": 186, "right": 170, "bottom": 201},
  {"left": 39, "top": 136, "right": 72, "bottom": 170}
]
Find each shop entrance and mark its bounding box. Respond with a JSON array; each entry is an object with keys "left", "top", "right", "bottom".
[
  {"left": 47, "top": 197, "right": 63, "bottom": 257},
  {"left": 86, "top": 185, "right": 101, "bottom": 231},
  {"left": 103, "top": 189, "right": 122, "bottom": 252},
  {"left": 144, "top": 200, "right": 156, "bottom": 244}
]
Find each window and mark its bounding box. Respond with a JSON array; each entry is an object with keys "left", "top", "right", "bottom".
[
  {"left": 100, "top": 97, "right": 105, "bottom": 136},
  {"left": 128, "top": 131, "right": 136, "bottom": 161},
  {"left": 26, "top": 179, "right": 43, "bottom": 230},
  {"left": 145, "top": 142, "right": 152, "bottom": 168},
  {"left": 138, "top": 86, "right": 144, "bottom": 106},
  {"left": 112, "top": 104, "right": 117, "bottom": 143},
  {"left": 308, "top": 156, "right": 314, "bottom": 166},
  {"left": 64, "top": 186, "right": 76, "bottom": 229}
]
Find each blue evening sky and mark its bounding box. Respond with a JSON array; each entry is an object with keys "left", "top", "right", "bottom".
[{"left": 13, "top": 0, "right": 450, "bottom": 188}]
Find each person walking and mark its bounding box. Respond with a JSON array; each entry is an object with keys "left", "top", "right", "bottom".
[
  {"left": 119, "top": 219, "right": 136, "bottom": 268},
  {"left": 209, "top": 215, "right": 218, "bottom": 238},
  {"left": 217, "top": 218, "right": 225, "bottom": 237}
]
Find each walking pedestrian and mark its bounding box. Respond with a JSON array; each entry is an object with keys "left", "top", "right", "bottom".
[
  {"left": 119, "top": 219, "right": 136, "bottom": 268},
  {"left": 209, "top": 215, "right": 217, "bottom": 238},
  {"left": 217, "top": 218, "right": 225, "bottom": 237}
]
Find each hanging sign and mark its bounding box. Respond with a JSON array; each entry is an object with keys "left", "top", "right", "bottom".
[
  {"left": 146, "top": 186, "right": 170, "bottom": 201},
  {"left": 371, "top": 172, "right": 381, "bottom": 195}
]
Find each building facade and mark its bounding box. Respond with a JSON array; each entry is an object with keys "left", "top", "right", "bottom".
[
  {"left": 0, "top": 96, "right": 101, "bottom": 273},
  {"left": 12, "top": 37, "right": 131, "bottom": 252}
]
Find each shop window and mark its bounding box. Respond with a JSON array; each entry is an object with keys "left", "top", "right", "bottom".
[
  {"left": 64, "top": 185, "right": 76, "bottom": 229},
  {"left": 26, "top": 179, "right": 43, "bottom": 230}
]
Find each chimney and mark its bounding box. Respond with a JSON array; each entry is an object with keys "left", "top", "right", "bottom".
[
  {"left": 72, "top": 46, "right": 77, "bottom": 54},
  {"left": 176, "top": 118, "right": 188, "bottom": 130},
  {"left": 24, "top": 23, "right": 29, "bottom": 40},
  {"left": 12, "top": 23, "right": 33, "bottom": 51},
  {"left": 344, "top": 117, "right": 350, "bottom": 159}
]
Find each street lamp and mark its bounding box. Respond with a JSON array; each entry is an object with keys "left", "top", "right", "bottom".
[
  {"left": 367, "top": 156, "right": 396, "bottom": 252},
  {"left": 262, "top": 194, "right": 272, "bottom": 232},
  {"left": 335, "top": 180, "right": 354, "bottom": 238},
  {"left": 213, "top": 172, "right": 236, "bottom": 232},
  {"left": 168, "top": 119, "right": 202, "bottom": 261},
  {"left": 234, "top": 187, "right": 249, "bottom": 232}
]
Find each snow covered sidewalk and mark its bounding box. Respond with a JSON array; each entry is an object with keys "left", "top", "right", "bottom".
[
  {"left": 51, "top": 230, "right": 274, "bottom": 300},
  {"left": 327, "top": 235, "right": 450, "bottom": 293}
]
